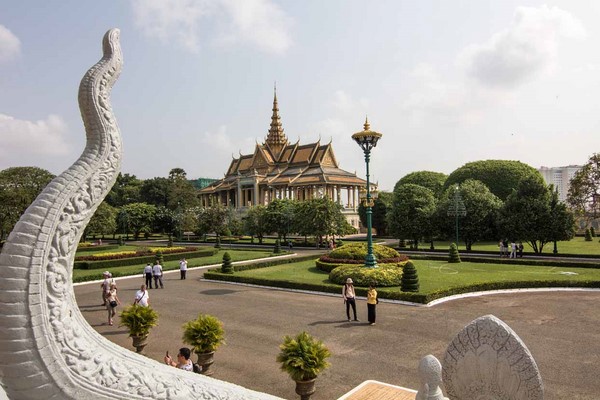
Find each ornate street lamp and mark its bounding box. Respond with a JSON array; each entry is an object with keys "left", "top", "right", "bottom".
[
  {"left": 447, "top": 184, "right": 467, "bottom": 246},
  {"left": 352, "top": 117, "right": 382, "bottom": 268}
]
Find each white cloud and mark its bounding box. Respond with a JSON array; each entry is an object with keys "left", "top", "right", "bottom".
[
  {"left": 130, "top": 0, "right": 292, "bottom": 54},
  {"left": 200, "top": 125, "right": 254, "bottom": 155},
  {"left": 0, "top": 114, "right": 70, "bottom": 159},
  {"left": 314, "top": 90, "right": 370, "bottom": 140},
  {"left": 459, "top": 5, "right": 585, "bottom": 88},
  {"left": 0, "top": 25, "right": 21, "bottom": 63},
  {"left": 218, "top": 0, "right": 292, "bottom": 54}
]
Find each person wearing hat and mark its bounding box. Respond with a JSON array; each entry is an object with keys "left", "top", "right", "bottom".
[
  {"left": 100, "top": 271, "right": 113, "bottom": 306},
  {"left": 342, "top": 278, "right": 359, "bottom": 322}
]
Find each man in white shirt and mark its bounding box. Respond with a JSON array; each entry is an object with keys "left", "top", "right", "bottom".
[
  {"left": 179, "top": 258, "right": 188, "bottom": 280},
  {"left": 152, "top": 261, "right": 164, "bottom": 288},
  {"left": 134, "top": 284, "right": 150, "bottom": 307}
]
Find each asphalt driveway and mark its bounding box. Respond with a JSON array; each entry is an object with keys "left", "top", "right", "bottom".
[{"left": 75, "top": 267, "right": 600, "bottom": 399}]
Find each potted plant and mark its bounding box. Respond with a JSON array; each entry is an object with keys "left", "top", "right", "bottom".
[
  {"left": 182, "top": 314, "right": 225, "bottom": 376},
  {"left": 119, "top": 304, "right": 159, "bottom": 354},
  {"left": 276, "top": 331, "right": 331, "bottom": 400}
]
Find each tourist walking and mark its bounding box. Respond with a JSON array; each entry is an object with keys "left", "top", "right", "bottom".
[
  {"left": 152, "top": 260, "right": 164, "bottom": 288},
  {"left": 144, "top": 263, "right": 153, "bottom": 289},
  {"left": 105, "top": 282, "right": 121, "bottom": 326},
  {"left": 342, "top": 278, "right": 359, "bottom": 322},
  {"left": 510, "top": 241, "right": 517, "bottom": 258},
  {"left": 502, "top": 239, "right": 509, "bottom": 257},
  {"left": 518, "top": 241, "right": 524, "bottom": 258},
  {"left": 498, "top": 240, "right": 504, "bottom": 257},
  {"left": 367, "top": 284, "right": 378, "bottom": 326},
  {"left": 179, "top": 258, "right": 188, "bottom": 280},
  {"left": 134, "top": 284, "right": 150, "bottom": 307},
  {"left": 100, "top": 271, "right": 113, "bottom": 306}
]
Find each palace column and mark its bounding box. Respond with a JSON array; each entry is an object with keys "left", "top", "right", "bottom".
[
  {"left": 337, "top": 185, "right": 342, "bottom": 205},
  {"left": 253, "top": 181, "right": 259, "bottom": 206}
]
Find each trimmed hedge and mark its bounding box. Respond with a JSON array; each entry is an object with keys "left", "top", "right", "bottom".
[
  {"left": 329, "top": 263, "right": 405, "bottom": 287},
  {"left": 76, "top": 244, "right": 120, "bottom": 254},
  {"left": 203, "top": 272, "right": 600, "bottom": 304},
  {"left": 408, "top": 253, "right": 600, "bottom": 269},
  {"left": 228, "top": 254, "right": 317, "bottom": 272},
  {"left": 75, "top": 248, "right": 219, "bottom": 270},
  {"left": 327, "top": 242, "right": 401, "bottom": 261}
]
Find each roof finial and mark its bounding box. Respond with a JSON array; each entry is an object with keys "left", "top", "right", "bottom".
[{"left": 364, "top": 115, "right": 370, "bottom": 131}]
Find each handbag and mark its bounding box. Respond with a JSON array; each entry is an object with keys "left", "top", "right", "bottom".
[{"left": 109, "top": 300, "right": 118, "bottom": 308}]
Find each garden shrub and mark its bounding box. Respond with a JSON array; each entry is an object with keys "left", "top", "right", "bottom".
[
  {"left": 327, "top": 242, "right": 401, "bottom": 261},
  {"left": 400, "top": 261, "right": 419, "bottom": 292},
  {"left": 449, "top": 243, "right": 461, "bottom": 263},
  {"left": 221, "top": 252, "right": 233, "bottom": 273},
  {"left": 328, "top": 263, "right": 404, "bottom": 287},
  {"left": 75, "top": 248, "right": 218, "bottom": 270},
  {"left": 591, "top": 227, "right": 596, "bottom": 237},
  {"left": 585, "top": 228, "right": 592, "bottom": 241}
]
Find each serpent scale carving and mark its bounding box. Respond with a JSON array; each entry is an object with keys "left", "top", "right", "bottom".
[{"left": 0, "top": 29, "right": 279, "bottom": 400}]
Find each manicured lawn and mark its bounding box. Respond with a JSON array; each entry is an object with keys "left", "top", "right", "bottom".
[
  {"left": 226, "top": 258, "right": 600, "bottom": 296},
  {"left": 410, "top": 236, "right": 600, "bottom": 255},
  {"left": 73, "top": 249, "right": 276, "bottom": 282}
]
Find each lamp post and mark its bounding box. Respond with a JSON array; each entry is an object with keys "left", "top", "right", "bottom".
[
  {"left": 352, "top": 117, "right": 382, "bottom": 268},
  {"left": 447, "top": 184, "right": 466, "bottom": 246}
]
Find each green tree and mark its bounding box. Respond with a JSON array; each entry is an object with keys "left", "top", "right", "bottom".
[
  {"left": 167, "top": 168, "right": 199, "bottom": 210},
  {"left": 394, "top": 171, "right": 447, "bottom": 197},
  {"left": 567, "top": 153, "right": 600, "bottom": 227},
  {"left": 105, "top": 173, "right": 142, "bottom": 207},
  {"left": 195, "top": 202, "right": 228, "bottom": 238},
  {"left": 139, "top": 177, "right": 171, "bottom": 207},
  {"left": 84, "top": 202, "right": 117, "bottom": 241},
  {"left": 154, "top": 206, "right": 181, "bottom": 240},
  {"left": 295, "top": 197, "right": 347, "bottom": 244},
  {"left": 498, "top": 177, "right": 575, "bottom": 253},
  {"left": 0, "top": 166, "right": 54, "bottom": 240},
  {"left": 117, "top": 202, "right": 157, "bottom": 240},
  {"left": 265, "top": 199, "right": 296, "bottom": 240},
  {"left": 387, "top": 184, "right": 437, "bottom": 249},
  {"left": 444, "top": 160, "right": 543, "bottom": 200},
  {"left": 243, "top": 205, "right": 268, "bottom": 243},
  {"left": 435, "top": 180, "right": 502, "bottom": 250},
  {"left": 358, "top": 191, "right": 392, "bottom": 236}
]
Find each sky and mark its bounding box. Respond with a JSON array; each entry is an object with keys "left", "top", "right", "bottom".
[{"left": 1, "top": 1, "right": 600, "bottom": 191}]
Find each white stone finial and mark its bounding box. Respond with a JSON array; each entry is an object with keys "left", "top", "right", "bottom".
[{"left": 416, "top": 355, "right": 448, "bottom": 400}]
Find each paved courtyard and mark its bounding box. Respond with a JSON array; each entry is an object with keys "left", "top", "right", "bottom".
[{"left": 75, "top": 267, "right": 600, "bottom": 399}]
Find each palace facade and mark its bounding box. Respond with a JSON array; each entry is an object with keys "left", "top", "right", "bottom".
[{"left": 198, "top": 90, "right": 371, "bottom": 230}]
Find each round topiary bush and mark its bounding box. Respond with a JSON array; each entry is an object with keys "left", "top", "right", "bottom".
[
  {"left": 329, "top": 263, "right": 404, "bottom": 287},
  {"left": 327, "top": 242, "right": 401, "bottom": 261}
]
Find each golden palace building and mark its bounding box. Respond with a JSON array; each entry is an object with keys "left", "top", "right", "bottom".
[{"left": 198, "top": 90, "right": 371, "bottom": 230}]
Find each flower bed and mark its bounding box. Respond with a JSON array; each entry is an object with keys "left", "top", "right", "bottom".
[{"left": 75, "top": 246, "right": 197, "bottom": 261}]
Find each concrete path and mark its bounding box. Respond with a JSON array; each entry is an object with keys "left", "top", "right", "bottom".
[{"left": 75, "top": 266, "right": 600, "bottom": 400}]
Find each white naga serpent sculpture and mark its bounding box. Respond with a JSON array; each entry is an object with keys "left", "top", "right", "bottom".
[{"left": 0, "top": 29, "right": 279, "bottom": 400}]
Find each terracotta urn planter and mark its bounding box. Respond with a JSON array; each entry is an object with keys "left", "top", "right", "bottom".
[
  {"left": 195, "top": 351, "right": 215, "bottom": 376},
  {"left": 131, "top": 335, "right": 148, "bottom": 354},
  {"left": 295, "top": 379, "right": 316, "bottom": 400}
]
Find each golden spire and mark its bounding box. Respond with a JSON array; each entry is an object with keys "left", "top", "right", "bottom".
[
  {"left": 364, "top": 115, "right": 370, "bottom": 131},
  {"left": 264, "top": 84, "right": 289, "bottom": 158}
]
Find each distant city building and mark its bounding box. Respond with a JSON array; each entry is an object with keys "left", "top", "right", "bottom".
[
  {"left": 191, "top": 178, "right": 218, "bottom": 190},
  {"left": 198, "top": 89, "right": 370, "bottom": 230},
  {"left": 537, "top": 165, "right": 582, "bottom": 202}
]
